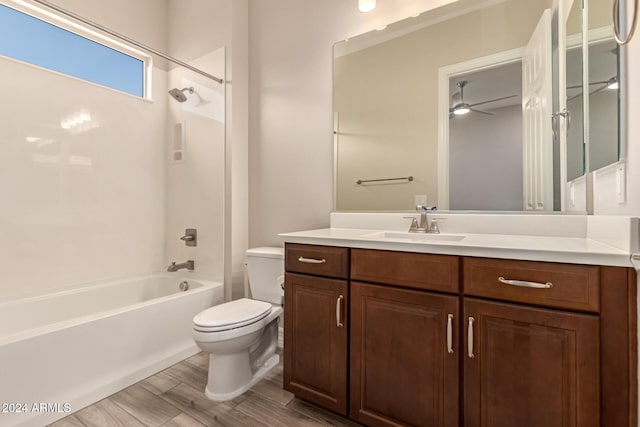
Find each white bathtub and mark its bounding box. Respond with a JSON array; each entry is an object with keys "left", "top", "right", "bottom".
[{"left": 0, "top": 275, "right": 223, "bottom": 427}]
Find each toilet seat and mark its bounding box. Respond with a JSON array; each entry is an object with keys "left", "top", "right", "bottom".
[{"left": 193, "top": 298, "right": 272, "bottom": 333}]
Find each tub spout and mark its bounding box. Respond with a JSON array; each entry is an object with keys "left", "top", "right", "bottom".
[{"left": 167, "top": 260, "right": 194, "bottom": 272}]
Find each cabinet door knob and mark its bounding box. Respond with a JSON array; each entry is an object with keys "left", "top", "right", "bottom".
[
  {"left": 336, "top": 295, "right": 344, "bottom": 328},
  {"left": 468, "top": 317, "right": 475, "bottom": 359},
  {"left": 446, "top": 314, "right": 454, "bottom": 354}
]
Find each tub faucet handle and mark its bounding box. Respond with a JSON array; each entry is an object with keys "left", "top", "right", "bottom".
[{"left": 180, "top": 228, "right": 197, "bottom": 247}]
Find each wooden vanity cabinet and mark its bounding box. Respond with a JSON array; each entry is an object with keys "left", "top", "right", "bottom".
[
  {"left": 283, "top": 244, "right": 349, "bottom": 415},
  {"left": 349, "top": 249, "right": 460, "bottom": 427},
  {"left": 461, "top": 257, "right": 636, "bottom": 427},
  {"left": 463, "top": 298, "right": 599, "bottom": 427},
  {"left": 283, "top": 244, "right": 637, "bottom": 427},
  {"left": 350, "top": 281, "right": 459, "bottom": 427},
  {"left": 462, "top": 257, "right": 601, "bottom": 426}
]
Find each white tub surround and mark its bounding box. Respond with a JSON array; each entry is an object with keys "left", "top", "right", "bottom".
[
  {"left": 278, "top": 213, "right": 639, "bottom": 267},
  {"left": 0, "top": 275, "right": 224, "bottom": 427}
]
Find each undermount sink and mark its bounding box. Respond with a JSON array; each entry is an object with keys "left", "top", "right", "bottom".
[{"left": 365, "top": 231, "right": 466, "bottom": 242}]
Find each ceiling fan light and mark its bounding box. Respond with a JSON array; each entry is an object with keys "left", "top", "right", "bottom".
[
  {"left": 453, "top": 106, "right": 470, "bottom": 115},
  {"left": 358, "top": 0, "right": 376, "bottom": 13},
  {"left": 607, "top": 77, "right": 619, "bottom": 90}
]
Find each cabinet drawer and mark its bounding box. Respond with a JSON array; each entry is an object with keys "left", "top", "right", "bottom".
[
  {"left": 351, "top": 249, "right": 459, "bottom": 293},
  {"left": 463, "top": 257, "right": 600, "bottom": 312},
  {"left": 285, "top": 244, "right": 349, "bottom": 279}
]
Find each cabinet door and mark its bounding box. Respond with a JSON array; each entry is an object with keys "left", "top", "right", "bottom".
[
  {"left": 463, "top": 297, "right": 599, "bottom": 427},
  {"left": 350, "top": 281, "right": 459, "bottom": 427},
  {"left": 283, "top": 273, "right": 348, "bottom": 415}
]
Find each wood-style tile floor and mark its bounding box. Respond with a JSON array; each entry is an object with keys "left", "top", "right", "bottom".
[{"left": 49, "top": 352, "right": 359, "bottom": 427}]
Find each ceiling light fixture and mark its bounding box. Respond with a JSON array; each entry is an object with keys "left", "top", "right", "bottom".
[
  {"left": 607, "top": 76, "right": 619, "bottom": 90},
  {"left": 359, "top": 0, "right": 376, "bottom": 13},
  {"left": 452, "top": 105, "right": 470, "bottom": 115}
]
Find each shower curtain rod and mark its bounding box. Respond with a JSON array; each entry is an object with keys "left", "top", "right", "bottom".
[{"left": 31, "top": 0, "right": 224, "bottom": 84}]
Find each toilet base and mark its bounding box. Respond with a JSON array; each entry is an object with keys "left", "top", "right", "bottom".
[{"left": 204, "top": 352, "right": 280, "bottom": 401}]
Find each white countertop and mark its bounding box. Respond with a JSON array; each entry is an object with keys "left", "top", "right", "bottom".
[{"left": 279, "top": 227, "right": 634, "bottom": 267}]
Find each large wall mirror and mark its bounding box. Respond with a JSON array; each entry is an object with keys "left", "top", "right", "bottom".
[{"left": 333, "top": 0, "right": 622, "bottom": 213}]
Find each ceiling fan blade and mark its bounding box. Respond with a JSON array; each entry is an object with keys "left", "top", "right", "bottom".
[
  {"left": 567, "top": 81, "right": 610, "bottom": 90},
  {"left": 589, "top": 84, "right": 611, "bottom": 97},
  {"left": 467, "top": 94, "right": 518, "bottom": 108},
  {"left": 469, "top": 108, "right": 495, "bottom": 116}
]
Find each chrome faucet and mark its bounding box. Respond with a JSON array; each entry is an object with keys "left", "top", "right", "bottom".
[
  {"left": 404, "top": 205, "right": 441, "bottom": 234},
  {"left": 167, "top": 260, "right": 195, "bottom": 272}
]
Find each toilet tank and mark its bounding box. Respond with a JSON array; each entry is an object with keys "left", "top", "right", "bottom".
[{"left": 246, "top": 247, "right": 284, "bottom": 305}]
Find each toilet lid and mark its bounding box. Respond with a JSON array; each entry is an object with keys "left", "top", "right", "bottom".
[{"left": 193, "top": 298, "right": 272, "bottom": 332}]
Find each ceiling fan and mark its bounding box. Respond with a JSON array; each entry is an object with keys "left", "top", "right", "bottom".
[
  {"left": 566, "top": 76, "right": 618, "bottom": 102},
  {"left": 449, "top": 80, "right": 518, "bottom": 117}
]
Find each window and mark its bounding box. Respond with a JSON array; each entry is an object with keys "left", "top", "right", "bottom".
[{"left": 0, "top": 2, "right": 147, "bottom": 97}]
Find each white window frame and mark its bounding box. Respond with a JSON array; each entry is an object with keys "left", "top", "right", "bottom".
[{"left": 1, "top": 0, "right": 153, "bottom": 99}]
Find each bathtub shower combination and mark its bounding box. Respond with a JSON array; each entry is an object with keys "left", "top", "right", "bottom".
[
  {"left": 0, "top": 276, "right": 223, "bottom": 427},
  {"left": 0, "top": 1, "right": 229, "bottom": 425}
]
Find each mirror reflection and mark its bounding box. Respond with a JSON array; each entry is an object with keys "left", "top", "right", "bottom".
[
  {"left": 448, "top": 63, "right": 523, "bottom": 211},
  {"left": 334, "top": 0, "right": 620, "bottom": 212},
  {"left": 588, "top": 0, "right": 620, "bottom": 173}
]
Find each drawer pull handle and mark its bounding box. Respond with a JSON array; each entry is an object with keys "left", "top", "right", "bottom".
[
  {"left": 446, "top": 314, "right": 454, "bottom": 354},
  {"left": 336, "top": 295, "right": 344, "bottom": 327},
  {"left": 298, "top": 256, "right": 327, "bottom": 264},
  {"left": 498, "top": 277, "right": 553, "bottom": 289},
  {"left": 468, "top": 317, "right": 475, "bottom": 359}
]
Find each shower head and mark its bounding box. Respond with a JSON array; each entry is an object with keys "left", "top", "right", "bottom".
[{"left": 168, "top": 87, "right": 194, "bottom": 103}]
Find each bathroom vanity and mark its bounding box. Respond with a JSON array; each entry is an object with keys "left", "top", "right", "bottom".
[
  {"left": 284, "top": 0, "right": 639, "bottom": 423},
  {"left": 280, "top": 214, "right": 638, "bottom": 427}
]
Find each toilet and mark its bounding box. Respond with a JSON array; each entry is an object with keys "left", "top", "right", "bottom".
[{"left": 192, "top": 247, "right": 284, "bottom": 401}]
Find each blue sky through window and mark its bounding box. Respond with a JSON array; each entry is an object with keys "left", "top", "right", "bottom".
[{"left": 0, "top": 3, "right": 144, "bottom": 97}]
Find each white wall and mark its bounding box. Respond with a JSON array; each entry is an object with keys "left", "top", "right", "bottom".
[
  {"left": 0, "top": 0, "right": 238, "bottom": 300},
  {"left": 0, "top": 49, "right": 168, "bottom": 299},
  {"left": 227, "top": 1, "right": 250, "bottom": 299},
  {"left": 61, "top": 0, "right": 244, "bottom": 297},
  {"left": 167, "top": 0, "right": 231, "bottom": 63},
  {"left": 248, "top": 0, "right": 456, "bottom": 247},
  {"left": 74, "top": 0, "right": 246, "bottom": 300},
  {"left": 449, "top": 105, "right": 523, "bottom": 210},
  {"left": 0, "top": 0, "right": 170, "bottom": 300},
  {"left": 51, "top": 0, "right": 168, "bottom": 53},
  {"left": 163, "top": 0, "right": 232, "bottom": 287},
  {"left": 164, "top": 50, "right": 226, "bottom": 283},
  {"left": 168, "top": 0, "right": 249, "bottom": 300}
]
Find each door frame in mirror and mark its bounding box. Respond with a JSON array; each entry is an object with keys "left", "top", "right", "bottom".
[{"left": 437, "top": 48, "right": 524, "bottom": 210}]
